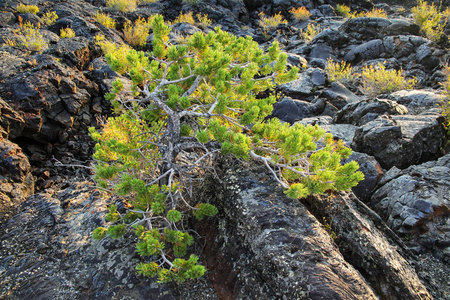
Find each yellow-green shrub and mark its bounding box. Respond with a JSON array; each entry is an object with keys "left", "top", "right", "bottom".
[
  {"left": 173, "top": 11, "right": 195, "bottom": 24},
  {"left": 16, "top": 4, "right": 39, "bottom": 14},
  {"left": 336, "top": 4, "right": 351, "bottom": 18},
  {"left": 258, "top": 12, "right": 287, "bottom": 31},
  {"left": 412, "top": 0, "right": 447, "bottom": 41},
  {"left": 300, "top": 23, "right": 321, "bottom": 43},
  {"left": 14, "top": 18, "right": 47, "bottom": 51},
  {"left": 41, "top": 11, "right": 58, "bottom": 25},
  {"left": 106, "top": 0, "right": 137, "bottom": 12},
  {"left": 138, "top": 0, "right": 158, "bottom": 3},
  {"left": 123, "top": 17, "right": 152, "bottom": 48},
  {"left": 325, "top": 59, "right": 356, "bottom": 83},
  {"left": 196, "top": 13, "right": 211, "bottom": 28},
  {"left": 289, "top": 7, "right": 311, "bottom": 21},
  {"left": 361, "top": 62, "right": 416, "bottom": 96},
  {"left": 363, "top": 8, "right": 387, "bottom": 18},
  {"left": 60, "top": 28, "right": 76, "bottom": 38},
  {"left": 95, "top": 12, "right": 116, "bottom": 28}
]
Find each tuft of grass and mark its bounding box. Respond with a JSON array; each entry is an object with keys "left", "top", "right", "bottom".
[
  {"left": 325, "top": 59, "right": 356, "bottom": 83},
  {"left": 412, "top": 0, "right": 448, "bottom": 41},
  {"left": 106, "top": 0, "right": 137, "bottom": 12},
  {"left": 336, "top": 4, "right": 351, "bottom": 18},
  {"left": 289, "top": 7, "right": 311, "bottom": 21},
  {"left": 258, "top": 12, "right": 287, "bottom": 31},
  {"left": 60, "top": 27, "right": 76, "bottom": 38},
  {"left": 16, "top": 4, "right": 39, "bottom": 14},
  {"left": 361, "top": 62, "right": 416, "bottom": 96},
  {"left": 41, "top": 11, "right": 58, "bottom": 25},
  {"left": 300, "top": 23, "right": 321, "bottom": 43},
  {"left": 123, "top": 17, "right": 152, "bottom": 48},
  {"left": 95, "top": 12, "right": 116, "bottom": 28}
]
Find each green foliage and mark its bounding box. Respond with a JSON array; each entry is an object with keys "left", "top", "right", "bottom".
[
  {"left": 361, "top": 62, "right": 417, "bottom": 96},
  {"left": 95, "top": 12, "right": 116, "bottom": 28},
  {"left": 336, "top": 4, "right": 351, "bottom": 18},
  {"left": 16, "top": 4, "right": 39, "bottom": 14},
  {"left": 91, "top": 14, "right": 362, "bottom": 284},
  {"left": 106, "top": 0, "right": 136, "bottom": 12},
  {"left": 173, "top": 11, "right": 195, "bottom": 25},
  {"left": 92, "top": 227, "right": 107, "bottom": 240},
  {"left": 325, "top": 58, "right": 356, "bottom": 83},
  {"left": 412, "top": 0, "right": 447, "bottom": 41},
  {"left": 60, "top": 27, "right": 76, "bottom": 38},
  {"left": 41, "top": 11, "right": 58, "bottom": 26}
]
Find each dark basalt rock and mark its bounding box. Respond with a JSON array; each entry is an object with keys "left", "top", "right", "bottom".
[
  {"left": 371, "top": 154, "right": 450, "bottom": 261},
  {"left": 352, "top": 114, "right": 444, "bottom": 169},
  {"left": 272, "top": 97, "right": 325, "bottom": 124},
  {"left": 333, "top": 98, "right": 408, "bottom": 126},
  {"left": 322, "top": 82, "right": 361, "bottom": 110}
]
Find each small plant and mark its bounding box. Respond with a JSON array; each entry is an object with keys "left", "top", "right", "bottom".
[
  {"left": 363, "top": 8, "right": 387, "bottom": 18},
  {"left": 412, "top": 0, "right": 447, "bottom": 41},
  {"left": 336, "top": 4, "right": 351, "bottom": 18},
  {"left": 106, "top": 0, "right": 137, "bottom": 12},
  {"left": 361, "top": 62, "right": 417, "bottom": 96},
  {"left": 13, "top": 17, "right": 47, "bottom": 51},
  {"left": 123, "top": 17, "right": 152, "bottom": 48},
  {"left": 300, "top": 23, "right": 321, "bottom": 43},
  {"left": 60, "top": 27, "right": 76, "bottom": 38},
  {"left": 138, "top": 0, "right": 159, "bottom": 3},
  {"left": 258, "top": 12, "right": 287, "bottom": 31},
  {"left": 41, "top": 11, "right": 58, "bottom": 25},
  {"left": 173, "top": 11, "right": 195, "bottom": 24},
  {"left": 289, "top": 7, "right": 312, "bottom": 21},
  {"left": 95, "top": 12, "right": 116, "bottom": 28},
  {"left": 196, "top": 13, "right": 211, "bottom": 28},
  {"left": 325, "top": 59, "right": 356, "bottom": 83},
  {"left": 16, "top": 4, "right": 39, "bottom": 14}
]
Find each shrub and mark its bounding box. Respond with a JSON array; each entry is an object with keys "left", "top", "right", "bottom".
[
  {"left": 300, "top": 23, "right": 321, "bottom": 43},
  {"left": 289, "top": 7, "right": 312, "bottom": 21},
  {"left": 106, "top": 0, "right": 137, "bottom": 12},
  {"left": 173, "top": 11, "right": 195, "bottom": 24},
  {"left": 123, "top": 17, "right": 152, "bottom": 48},
  {"left": 14, "top": 17, "right": 47, "bottom": 51},
  {"left": 91, "top": 14, "right": 363, "bottom": 283},
  {"left": 41, "top": 11, "right": 58, "bottom": 26},
  {"left": 196, "top": 13, "right": 211, "bottom": 28},
  {"left": 412, "top": 0, "right": 447, "bottom": 41},
  {"left": 60, "top": 27, "right": 76, "bottom": 38},
  {"left": 363, "top": 8, "right": 387, "bottom": 18},
  {"left": 16, "top": 4, "right": 39, "bottom": 14},
  {"left": 95, "top": 12, "right": 116, "bottom": 28},
  {"left": 361, "top": 62, "right": 416, "bottom": 96},
  {"left": 138, "top": 0, "right": 158, "bottom": 3},
  {"left": 258, "top": 12, "right": 287, "bottom": 31},
  {"left": 325, "top": 59, "right": 356, "bottom": 83},
  {"left": 336, "top": 4, "right": 351, "bottom": 18}
]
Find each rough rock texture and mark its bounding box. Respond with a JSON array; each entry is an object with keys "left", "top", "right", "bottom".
[
  {"left": 371, "top": 154, "right": 450, "bottom": 259},
  {"left": 353, "top": 114, "right": 444, "bottom": 169},
  {"left": 0, "top": 181, "right": 184, "bottom": 299},
  {"left": 201, "top": 160, "right": 378, "bottom": 299},
  {"left": 0, "top": 137, "right": 34, "bottom": 218},
  {"left": 306, "top": 192, "right": 432, "bottom": 300}
]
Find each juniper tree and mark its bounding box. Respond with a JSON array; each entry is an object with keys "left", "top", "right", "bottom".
[{"left": 91, "top": 14, "right": 364, "bottom": 283}]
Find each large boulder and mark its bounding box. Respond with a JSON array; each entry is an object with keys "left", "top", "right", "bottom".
[
  {"left": 371, "top": 154, "right": 450, "bottom": 260},
  {"left": 352, "top": 114, "right": 444, "bottom": 169}
]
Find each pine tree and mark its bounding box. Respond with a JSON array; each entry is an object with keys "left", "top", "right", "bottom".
[{"left": 91, "top": 14, "right": 364, "bottom": 283}]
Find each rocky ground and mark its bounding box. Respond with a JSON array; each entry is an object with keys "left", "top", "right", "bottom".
[{"left": 0, "top": 0, "right": 449, "bottom": 299}]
